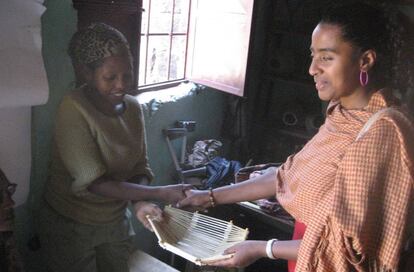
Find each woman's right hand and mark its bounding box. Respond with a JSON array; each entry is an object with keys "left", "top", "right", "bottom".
[
  {"left": 133, "top": 201, "right": 163, "bottom": 232},
  {"left": 159, "top": 184, "right": 193, "bottom": 204},
  {"left": 177, "top": 189, "right": 211, "bottom": 210},
  {"left": 204, "top": 240, "right": 267, "bottom": 268}
]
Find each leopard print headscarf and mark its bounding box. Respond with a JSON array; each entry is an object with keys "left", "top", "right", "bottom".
[{"left": 68, "top": 23, "right": 131, "bottom": 66}]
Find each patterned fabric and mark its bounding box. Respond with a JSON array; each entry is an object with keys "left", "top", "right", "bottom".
[
  {"left": 0, "top": 232, "right": 24, "bottom": 272},
  {"left": 275, "top": 89, "right": 414, "bottom": 271},
  {"left": 0, "top": 168, "right": 9, "bottom": 203},
  {"left": 68, "top": 23, "right": 131, "bottom": 66},
  {"left": 0, "top": 169, "right": 24, "bottom": 272}
]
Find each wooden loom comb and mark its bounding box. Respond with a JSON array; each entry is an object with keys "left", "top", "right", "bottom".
[{"left": 147, "top": 206, "right": 249, "bottom": 266}]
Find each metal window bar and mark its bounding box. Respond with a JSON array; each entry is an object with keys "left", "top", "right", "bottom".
[
  {"left": 167, "top": 0, "right": 175, "bottom": 81},
  {"left": 183, "top": 0, "right": 192, "bottom": 78}
]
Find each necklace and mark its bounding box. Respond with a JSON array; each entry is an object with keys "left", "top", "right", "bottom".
[{"left": 113, "top": 102, "right": 126, "bottom": 115}]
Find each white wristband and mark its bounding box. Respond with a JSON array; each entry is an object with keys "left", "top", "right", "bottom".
[{"left": 266, "top": 239, "right": 278, "bottom": 259}]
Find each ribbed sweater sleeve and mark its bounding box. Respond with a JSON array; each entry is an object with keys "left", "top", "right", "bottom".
[
  {"left": 129, "top": 100, "right": 154, "bottom": 182},
  {"left": 54, "top": 96, "right": 106, "bottom": 196}
]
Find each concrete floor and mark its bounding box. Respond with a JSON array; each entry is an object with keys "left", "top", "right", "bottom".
[{"left": 129, "top": 250, "right": 179, "bottom": 272}]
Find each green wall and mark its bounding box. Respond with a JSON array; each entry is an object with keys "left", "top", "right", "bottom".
[{"left": 15, "top": 1, "right": 227, "bottom": 270}]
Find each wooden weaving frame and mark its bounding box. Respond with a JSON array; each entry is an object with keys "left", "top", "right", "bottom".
[{"left": 147, "top": 206, "right": 249, "bottom": 266}]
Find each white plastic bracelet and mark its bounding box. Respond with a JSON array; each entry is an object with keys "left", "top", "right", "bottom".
[{"left": 266, "top": 239, "right": 278, "bottom": 259}]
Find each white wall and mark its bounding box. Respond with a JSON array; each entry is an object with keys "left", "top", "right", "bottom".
[{"left": 0, "top": 0, "right": 48, "bottom": 205}]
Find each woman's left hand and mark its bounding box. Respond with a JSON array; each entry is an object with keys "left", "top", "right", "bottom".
[
  {"left": 133, "top": 201, "right": 163, "bottom": 231},
  {"left": 205, "top": 240, "right": 267, "bottom": 268}
]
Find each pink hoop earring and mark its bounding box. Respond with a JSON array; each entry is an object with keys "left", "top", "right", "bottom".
[{"left": 360, "top": 71, "right": 369, "bottom": 87}]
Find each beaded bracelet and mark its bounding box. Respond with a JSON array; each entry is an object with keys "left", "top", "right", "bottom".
[{"left": 208, "top": 187, "right": 216, "bottom": 207}]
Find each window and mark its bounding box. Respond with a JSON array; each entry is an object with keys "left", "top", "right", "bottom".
[
  {"left": 72, "top": 0, "right": 254, "bottom": 96},
  {"left": 139, "top": 0, "right": 254, "bottom": 97},
  {"left": 139, "top": 0, "right": 191, "bottom": 86}
]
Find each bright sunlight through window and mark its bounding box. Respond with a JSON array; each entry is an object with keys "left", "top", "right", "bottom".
[{"left": 139, "top": 0, "right": 191, "bottom": 87}]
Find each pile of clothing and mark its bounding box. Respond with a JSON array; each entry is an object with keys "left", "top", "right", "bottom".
[{"left": 186, "top": 140, "right": 241, "bottom": 189}]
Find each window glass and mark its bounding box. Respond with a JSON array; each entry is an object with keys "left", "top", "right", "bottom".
[
  {"left": 141, "top": 0, "right": 149, "bottom": 33},
  {"left": 146, "top": 35, "right": 170, "bottom": 84},
  {"left": 170, "top": 35, "right": 186, "bottom": 80},
  {"left": 149, "top": 0, "right": 172, "bottom": 33},
  {"left": 138, "top": 35, "right": 147, "bottom": 86},
  {"left": 173, "top": 0, "right": 190, "bottom": 33}
]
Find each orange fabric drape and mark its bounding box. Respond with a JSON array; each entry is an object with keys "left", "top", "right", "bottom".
[{"left": 276, "top": 90, "right": 414, "bottom": 271}]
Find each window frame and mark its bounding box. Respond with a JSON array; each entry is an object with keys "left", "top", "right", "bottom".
[
  {"left": 138, "top": 0, "right": 254, "bottom": 97},
  {"left": 138, "top": 0, "right": 192, "bottom": 87}
]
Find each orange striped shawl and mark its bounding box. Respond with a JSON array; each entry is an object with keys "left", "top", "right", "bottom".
[{"left": 275, "top": 90, "right": 414, "bottom": 271}]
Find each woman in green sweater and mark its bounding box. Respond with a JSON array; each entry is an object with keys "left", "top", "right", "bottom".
[{"left": 37, "top": 23, "right": 189, "bottom": 272}]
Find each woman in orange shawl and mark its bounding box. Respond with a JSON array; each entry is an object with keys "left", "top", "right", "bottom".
[{"left": 179, "top": 2, "right": 414, "bottom": 271}]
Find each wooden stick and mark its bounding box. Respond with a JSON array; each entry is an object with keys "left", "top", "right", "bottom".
[{"left": 147, "top": 206, "right": 248, "bottom": 265}]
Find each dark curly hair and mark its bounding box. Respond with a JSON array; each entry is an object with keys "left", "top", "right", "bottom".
[{"left": 320, "top": 1, "right": 414, "bottom": 106}]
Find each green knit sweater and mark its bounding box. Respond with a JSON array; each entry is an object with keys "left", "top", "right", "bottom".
[{"left": 45, "top": 88, "right": 154, "bottom": 225}]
